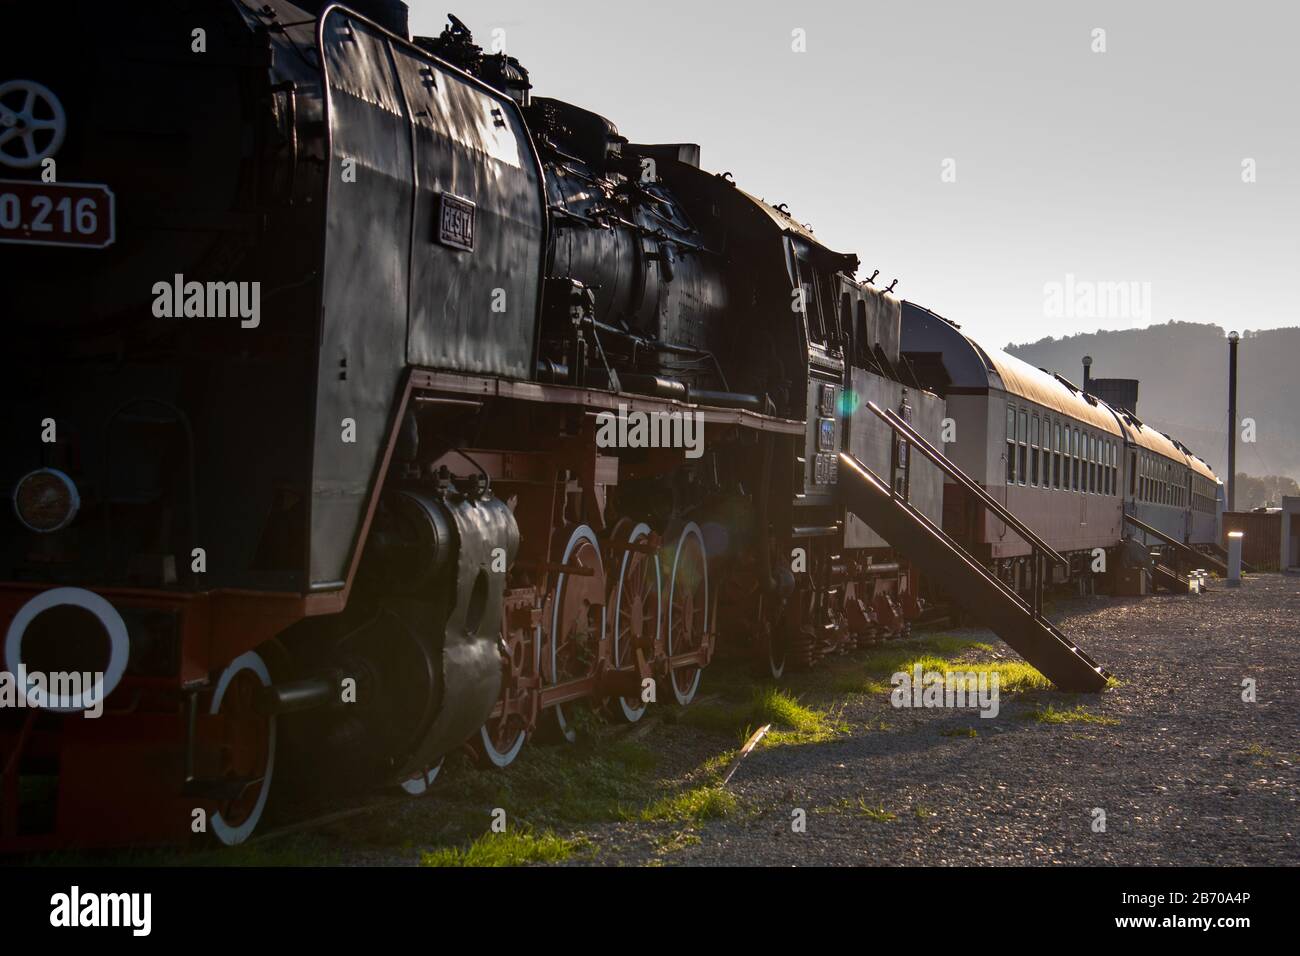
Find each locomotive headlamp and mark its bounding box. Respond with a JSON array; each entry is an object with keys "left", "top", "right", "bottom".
[{"left": 13, "top": 468, "right": 80, "bottom": 533}]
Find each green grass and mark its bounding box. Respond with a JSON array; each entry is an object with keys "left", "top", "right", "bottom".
[
  {"left": 1025, "top": 704, "right": 1118, "bottom": 726},
  {"left": 826, "top": 634, "right": 1052, "bottom": 697},
  {"left": 854, "top": 801, "right": 897, "bottom": 822},
  {"left": 420, "top": 827, "right": 587, "bottom": 867},
  {"left": 678, "top": 685, "right": 845, "bottom": 748},
  {"left": 431, "top": 736, "right": 660, "bottom": 831},
  {"left": 939, "top": 726, "right": 978, "bottom": 738},
  {"left": 636, "top": 785, "right": 738, "bottom": 823},
  {"left": 655, "top": 829, "right": 703, "bottom": 853}
]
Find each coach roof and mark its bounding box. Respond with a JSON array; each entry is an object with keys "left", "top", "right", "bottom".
[
  {"left": 900, "top": 304, "right": 1121, "bottom": 435},
  {"left": 984, "top": 348, "right": 1122, "bottom": 435}
]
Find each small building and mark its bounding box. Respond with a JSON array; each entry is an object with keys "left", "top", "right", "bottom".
[
  {"left": 1283, "top": 497, "right": 1300, "bottom": 573},
  {"left": 1222, "top": 509, "right": 1282, "bottom": 571}
]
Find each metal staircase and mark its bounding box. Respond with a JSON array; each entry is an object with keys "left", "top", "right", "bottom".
[{"left": 836, "top": 403, "right": 1111, "bottom": 692}]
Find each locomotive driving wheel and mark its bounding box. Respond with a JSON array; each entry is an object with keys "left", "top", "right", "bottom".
[
  {"left": 476, "top": 595, "right": 537, "bottom": 768},
  {"left": 665, "top": 522, "right": 708, "bottom": 706},
  {"left": 753, "top": 594, "right": 788, "bottom": 681},
  {"left": 204, "top": 650, "right": 276, "bottom": 847},
  {"left": 609, "top": 520, "right": 661, "bottom": 722},
  {"left": 545, "top": 524, "right": 606, "bottom": 742}
]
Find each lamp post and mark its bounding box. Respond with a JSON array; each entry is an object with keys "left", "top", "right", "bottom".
[{"left": 1227, "top": 331, "right": 1240, "bottom": 512}]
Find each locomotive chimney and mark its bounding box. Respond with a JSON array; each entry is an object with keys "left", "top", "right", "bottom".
[
  {"left": 1227, "top": 330, "right": 1240, "bottom": 511},
  {"left": 1082, "top": 355, "right": 1092, "bottom": 393}
]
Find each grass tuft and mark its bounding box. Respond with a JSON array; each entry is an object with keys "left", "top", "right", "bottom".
[
  {"left": 680, "top": 686, "right": 844, "bottom": 747},
  {"left": 420, "top": 827, "right": 586, "bottom": 867},
  {"left": 855, "top": 801, "right": 897, "bottom": 822},
  {"left": 1026, "top": 704, "right": 1118, "bottom": 726},
  {"left": 636, "top": 785, "right": 738, "bottom": 823}
]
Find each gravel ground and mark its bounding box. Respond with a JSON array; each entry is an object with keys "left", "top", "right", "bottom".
[{"left": 572, "top": 573, "right": 1299, "bottom": 866}]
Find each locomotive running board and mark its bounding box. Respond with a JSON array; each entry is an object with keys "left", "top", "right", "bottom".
[{"left": 836, "top": 449, "right": 1111, "bottom": 693}]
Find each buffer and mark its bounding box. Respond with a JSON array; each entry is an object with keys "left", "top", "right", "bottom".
[{"left": 837, "top": 403, "right": 1111, "bottom": 692}]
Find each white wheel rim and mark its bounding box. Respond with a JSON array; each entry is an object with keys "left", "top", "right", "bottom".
[
  {"left": 209, "top": 651, "right": 276, "bottom": 846},
  {"left": 768, "top": 627, "right": 785, "bottom": 680},
  {"left": 666, "top": 522, "right": 707, "bottom": 705},
  {"left": 401, "top": 759, "right": 444, "bottom": 795},
  {"left": 3, "top": 587, "right": 130, "bottom": 713},
  {"left": 549, "top": 526, "right": 604, "bottom": 740},
  {"left": 613, "top": 522, "right": 660, "bottom": 722},
  {"left": 478, "top": 723, "right": 527, "bottom": 768}
]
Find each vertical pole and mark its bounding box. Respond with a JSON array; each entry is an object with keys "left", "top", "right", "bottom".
[
  {"left": 902, "top": 440, "right": 911, "bottom": 504},
  {"left": 1226, "top": 531, "right": 1243, "bottom": 587},
  {"left": 1032, "top": 552, "right": 1040, "bottom": 617},
  {"left": 1082, "top": 355, "right": 1092, "bottom": 394},
  {"left": 1227, "top": 331, "right": 1239, "bottom": 512},
  {"left": 889, "top": 430, "right": 900, "bottom": 499}
]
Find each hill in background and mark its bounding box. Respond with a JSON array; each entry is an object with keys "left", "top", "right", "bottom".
[{"left": 1006, "top": 322, "right": 1300, "bottom": 487}]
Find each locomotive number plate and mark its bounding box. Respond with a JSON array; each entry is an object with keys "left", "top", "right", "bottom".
[
  {"left": 437, "top": 192, "right": 475, "bottom": 251},
  {"left": 0, "top": 179, "right": 115, "bottom": 249}
]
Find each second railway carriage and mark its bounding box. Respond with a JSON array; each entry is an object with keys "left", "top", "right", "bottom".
[
  {"left": 1186, "top": 454, "right": 1223, "bottom": 546},
  {"left": 1110, "top": 409, "right": 1223, "bottom": 547},
  {"left": 900, "top": 303, "right": 1124, "bottom": 584}
]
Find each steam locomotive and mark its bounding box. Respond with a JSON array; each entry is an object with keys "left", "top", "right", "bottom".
[{"left": 0, "top": 0, "right": 1219, "bottom": 851}]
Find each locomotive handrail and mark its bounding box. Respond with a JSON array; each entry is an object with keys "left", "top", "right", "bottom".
[{"left": 864, "top": 401, "right": 1068, "bottom": 569}]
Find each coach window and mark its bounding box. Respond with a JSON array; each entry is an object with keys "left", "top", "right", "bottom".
[
  {"left": 1084, "top": 435, "right": 1091, "bottom": 493},
  {"left": 1050, "top": 421, "right": 1060, "bottom": 489},
  {"left": 1129, "top": 450, "right": 1137, "bottom": 497},
  {"left": 1110, "top": 443, "right": 1117, "bottom": 496},
  {"left": 1030, "top": 416, "right": 1040, "bottom": 485},
  {"left": 1084, "top": 435, "right": 1092, "bottom": 493},
  {"left": 1093, "top": 436, "right": 1100, "bottom": 494},
  {"left": 1104, "top": 441, "right": 1112, "bottom": 495},
  {"left": 1069, "top": 429, "right": 1077, "bottom": 490},
  {"left": 1018, "top": 410, "right": 1028, "bottom": 484},
  {"left": 1078, "top": 430, "right": 1085, "bottom": 491},
  {"left": 1006, "top": 406, "right": 1016, "bottom": 483}
]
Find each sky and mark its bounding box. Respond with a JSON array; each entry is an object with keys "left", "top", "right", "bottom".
[{"left": 406, "top": 0, "right": 1298, "bottom": 347}]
